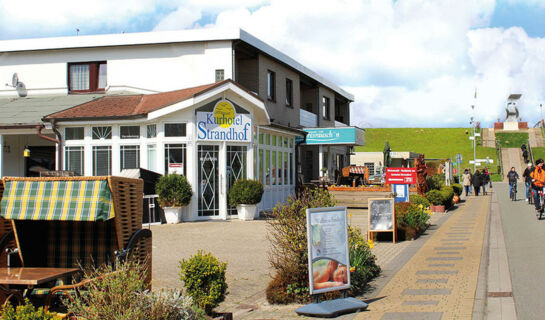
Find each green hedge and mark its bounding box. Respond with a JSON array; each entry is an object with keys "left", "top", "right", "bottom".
[
  {"left": 409, "top": 194, "right": 430, "bottom": 208},
  {"left": 156, "top": 174, "right": 193, "bottom": 207},
  {"left": 426, "top": 189, "right": 444, "bottom": 206}
]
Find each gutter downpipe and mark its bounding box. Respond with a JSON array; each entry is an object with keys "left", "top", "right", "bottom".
[{"left": 36, "top": 120, "right": 63, "bottom": 170}]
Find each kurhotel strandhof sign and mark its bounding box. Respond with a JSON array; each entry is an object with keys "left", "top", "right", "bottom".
[{"left": 197, "top": 100, "right": 252, "bottom": 142}]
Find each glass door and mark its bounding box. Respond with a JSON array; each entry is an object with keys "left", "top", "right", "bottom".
[
  {"left": 198, "top": 145, "right": 219, "bottom": 216},
  {"left": 226, "top": 146, "right": 247, "bottom": 216}
]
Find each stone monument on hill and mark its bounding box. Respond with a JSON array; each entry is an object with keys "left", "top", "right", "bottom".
[{"left": 495, "top": 93, "right": 527, "bottom": 130}]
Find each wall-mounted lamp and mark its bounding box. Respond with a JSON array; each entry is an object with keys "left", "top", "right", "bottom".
[{"left": 23, "top": 146, "right": 30, "bottom": 158}]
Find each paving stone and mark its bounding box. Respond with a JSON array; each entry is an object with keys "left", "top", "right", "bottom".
[
  {"left": 441, "top": 238, "right": 469, "bottom": 241},
  {"left": 436, "top": 251, "right": 461, "bottom": 255},
  {"left": 402, "top": 288, "right": 452, "bottom": 295},
  {"left": 435, "top": 246, "right": 466, "bottom": 250},
  {"left": 402, "top": 300, "right": 440, "bottom": 306},
  {"left": 446, "top": 232, "right": 471, "bottom": 235},
  {"left": 417, "top": 278, "right": 449, "bottom": 283},
  {"left": 428, "top": 264, "right": 455, "bottom": 267},
  {"left": 427, "top": 257, "right": 463, "bottom": 261},
  {"left": 416, "top": 270, "right": 458, "bottom": 275},
  {"left": 381, "top": 312, "right": 443, "bottom": 320}
]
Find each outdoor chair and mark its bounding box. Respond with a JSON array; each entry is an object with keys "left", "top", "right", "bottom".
[{"left": 0, "top": 176, "right": 152, "bottom": 310}]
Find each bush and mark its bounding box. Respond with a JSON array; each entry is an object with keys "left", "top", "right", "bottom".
[
  {"left": 395, "top": 202, "right": 430, "bottom": 233},
  {"left": 265, "top": 188, "right": 379, "bottom": 303},
  {"left": 156, "top": 174, "right": 193, "bottom": 207},
  {"left": 426, "top": 174, "right": 444, "bottom": 191},
  {"left": 440, "top": 186, "right": 455, "bottom": 207},
  {"left": 426, "top": 189, "right": 444, "bottom": 206},
  {"left": 409, "top": 194, "right": 430, "bottom": 208},
  {"left": 1, "top": 299, "right": 57, "bottom": 320},
  {"left": 65, "top": 261, "right": 202, "bottom": 320},
  {"left": 451, "top": 184, "right": 463, "bottom": 196},
  {"left": 228, "top": 179, "right": 264, "bottom": 206},
  {"left": 179, "top": 251, "right": 228, "bottom": 315},
  {"left": 348, "top": 226, "right": 380, "bottom": 296}
]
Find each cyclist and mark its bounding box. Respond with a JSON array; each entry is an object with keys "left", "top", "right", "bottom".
[
  {"left": 507, "top": 167, "right": 519, "bottom": 200},
  {"left": 531, "top": 159, "right": 545, "bottom": 211}
]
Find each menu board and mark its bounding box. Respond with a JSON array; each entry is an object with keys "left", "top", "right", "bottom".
[
  {"left": 306, "top": 207, "right": 351, "bottom": 295},
  {"left": 368, "top": 198, "right": 395, "bottom": 232}
]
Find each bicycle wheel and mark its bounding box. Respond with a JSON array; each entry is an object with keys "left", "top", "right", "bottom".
[{"left": 540, "top": 195, "right": 544, "bottom": 220}]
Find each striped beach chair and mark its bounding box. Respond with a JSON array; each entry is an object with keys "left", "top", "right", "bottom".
[{"left": 0, "top": 176, "right": 152, "bottom": 309}]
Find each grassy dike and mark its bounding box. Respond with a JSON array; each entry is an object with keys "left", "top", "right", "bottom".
[{"left": 355, "top": 128, "right": 498, "bottom": 171}]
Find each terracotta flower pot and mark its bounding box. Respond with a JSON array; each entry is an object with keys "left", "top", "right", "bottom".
[{"left": 430, "top": 205, "right": 445, "bottom": 213}]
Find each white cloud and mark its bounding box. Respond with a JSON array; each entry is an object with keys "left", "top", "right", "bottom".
[{"left": 3, "top": 0, "right": 545, "bottom": 128}]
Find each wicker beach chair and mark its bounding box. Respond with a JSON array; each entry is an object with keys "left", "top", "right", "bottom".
[{"left": 0, "top": 176, "right": 152, "bottom": 309}]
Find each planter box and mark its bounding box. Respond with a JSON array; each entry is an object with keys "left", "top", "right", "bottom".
[
  {"left": 164, "top": 207, "right": 183, "bottom": 224},
  {"left": 430, "top": 205, "right": 445, "bottom": 213},
  {"left": 237, "top": 204, "right": 257, "bottom": 221}
]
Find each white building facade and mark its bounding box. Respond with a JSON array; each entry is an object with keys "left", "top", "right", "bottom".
[{"left": 0, "top": 28, "right": 355, "bottom": 221}]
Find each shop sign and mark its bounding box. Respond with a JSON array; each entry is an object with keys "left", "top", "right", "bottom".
[
  {"left": 306, "top": 207, "right": 350, "bottom": 295},
  {"left": 303, "top": 127, "right": 364, "bottom": 145},
  {"left": 385, "top": 167, "right": 416, "bottom": 184},
  {"left": 168, "top": 163, "right": 184, "bottom": 175},
  {"left": 197, "top": 99, "right": 252, "bottom": 142}
]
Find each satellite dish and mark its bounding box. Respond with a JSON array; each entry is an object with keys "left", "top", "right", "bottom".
[
  {"left": 16, "top": 82, "right": 27, "bottom": 97},
  {"left": 11, "top": 73, "right": 18, "bottom": 87}
]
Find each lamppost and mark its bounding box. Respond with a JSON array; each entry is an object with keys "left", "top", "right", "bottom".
[
  {"left": 539, "top": 103, "right": 543, "bottom": 127},
  {"left": 470, "top": 105, "right": 476, "bottom": 172}
]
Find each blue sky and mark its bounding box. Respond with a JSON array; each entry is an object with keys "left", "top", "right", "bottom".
[{"left": 0, "top": 0, "right": 544, "bottom": 128}]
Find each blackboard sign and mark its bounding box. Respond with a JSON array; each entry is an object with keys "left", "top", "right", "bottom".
[{"left": 368, "top": 198, "right": 396, "bottom": 244}]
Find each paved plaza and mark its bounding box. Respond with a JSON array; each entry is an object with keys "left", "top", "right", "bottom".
[{"left": 151, "top": 207, "right": 445, "bottom": 319}]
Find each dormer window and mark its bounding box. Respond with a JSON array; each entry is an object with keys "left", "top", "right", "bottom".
[{"left": 68, "top": 62, "right": 107, "bottom": 93}]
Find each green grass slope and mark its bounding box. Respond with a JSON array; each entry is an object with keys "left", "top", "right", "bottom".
[{"left": 356, "top": 128, "right": 497, "bottom": 171}]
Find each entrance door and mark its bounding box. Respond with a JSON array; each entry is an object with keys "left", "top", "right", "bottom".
[
  {"left": 226, "top": 146, "right": 247, "bottom": 216},
  {"left": 198, "top": 145, "right": 219, "bottom": 217},
  {"left": 26, "top": 146, "right": 56, "bottom": 177}
]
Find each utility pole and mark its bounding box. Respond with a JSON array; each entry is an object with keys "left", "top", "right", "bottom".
[{"left": 471, "top": 105, "right": 476, "bottom": 172}]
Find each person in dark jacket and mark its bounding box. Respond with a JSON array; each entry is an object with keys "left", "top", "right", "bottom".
[
  {"left": 523, "top": 162, "right": 534, "bottom": 201},
  {"left": 472, "top": 170, "right": 482, "bottom": 196},
  {"left": 506, "top": 167, "right": 519, "bottom": 199},
  {"left": 482, "top": 168, "right": 491, "bottom": 195}
]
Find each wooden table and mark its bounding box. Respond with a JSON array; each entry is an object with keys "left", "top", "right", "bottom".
[{"left": 0, "top": 267, "right": 80, "bottom": 286}]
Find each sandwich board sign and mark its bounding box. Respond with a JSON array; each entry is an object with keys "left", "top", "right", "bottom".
[
  {"left": 306, "top": 207, "right": 350, "bottom": 295},
  {"left": 368, "top": 198, "right": 396, "bottom": 244}
]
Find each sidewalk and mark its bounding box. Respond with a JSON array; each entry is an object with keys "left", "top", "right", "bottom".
[
  {"left": 354, "top": 195, "right": 490, "bottom": 320},
  {"left": 150, "top": 207, "right": 445, "bottom": 319}
]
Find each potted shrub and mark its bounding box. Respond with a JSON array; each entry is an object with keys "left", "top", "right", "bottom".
[
  {"left": 228, "top": 179, "right": 264, "bottom": 220},
  {"left": 156, "top": 174, "right": 193, "bottom": 224},
  {"left": 426, "top": 189, "right": 445, "bottom": 212}
]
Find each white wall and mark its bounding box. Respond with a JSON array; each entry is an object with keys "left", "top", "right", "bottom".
[
  {"left": 2, "top": 134, "right": 56, "bottom": 177},
  {"left": 0, "top": 41, "right": 233, "bottom": 97}
]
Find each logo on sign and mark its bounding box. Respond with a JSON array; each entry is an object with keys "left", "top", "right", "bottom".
[{"left": 197, "top": 99, "right": 252, "bottom": 142}]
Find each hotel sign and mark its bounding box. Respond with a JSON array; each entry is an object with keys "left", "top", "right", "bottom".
[
  {"left": 303, "top": 127, "right": 365, "bottom": 145},
  {"left": 197, "top": 100, "right": 252, "bottom": 142}
]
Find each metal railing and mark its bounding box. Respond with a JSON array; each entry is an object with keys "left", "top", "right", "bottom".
[
  {"left": 495, "top": 139, "right": 503, "bottom": 179},
  {"left": 143, "top": 194, "right": 161, "bottom": 228},
  {"left": 527, "top": 139, "right": 535, "bottom": 165}
]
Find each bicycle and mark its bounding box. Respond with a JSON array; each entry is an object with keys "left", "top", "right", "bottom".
[
  {"left": 529, "top": 186, "right": 534, "bottom": 205},
  {"left": 510, "top": 183, "right": 517, "bottom": 201},
  {"left": 536, "top": 188, "right": 545, "bottom": 220}
]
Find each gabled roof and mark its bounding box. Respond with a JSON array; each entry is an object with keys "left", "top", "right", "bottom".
[
  {"left": 0, "top": 28, "right": 353, "bottom": 101},
  {"left": 43, "top": 79, "right": 265, "bottom": 122}
]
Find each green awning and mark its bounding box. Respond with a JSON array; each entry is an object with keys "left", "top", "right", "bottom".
[{"left": 0, "top": 180, "right": 115, "bottom": 221}]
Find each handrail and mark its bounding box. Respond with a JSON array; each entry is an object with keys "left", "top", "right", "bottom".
[
  {"left": 496, "top": 139, "right": 503, "bottom": 179},
  {"left": 527, "top": 138, "right": 535, "bottom": 165}
]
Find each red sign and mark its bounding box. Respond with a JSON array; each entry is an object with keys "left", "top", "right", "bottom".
[{"left": 386, "top": 168, "right": 417, "bottom": 184}]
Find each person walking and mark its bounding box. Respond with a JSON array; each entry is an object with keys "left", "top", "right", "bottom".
[
  {"left": 523, "top": 162, "right": 534, "bottom": 201},
  {"left": 472, "top": 170, "right": 482, "bottom": 196},
  {"left": 506, "top": 167, "right": 519, "bottom": 200},
  {"left": 462, "top": 169, "right": 472, "bottom": 197},
  {"left": 523, "top": 149, "right": 529, "bottom": 163},
  {"left": 482, "top": 168, "right": 491, "bottom": 195}
]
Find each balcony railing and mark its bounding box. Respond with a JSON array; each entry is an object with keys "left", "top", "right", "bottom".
[{"left": 300, "top": 109, "right": 317, "bottom": 127}]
